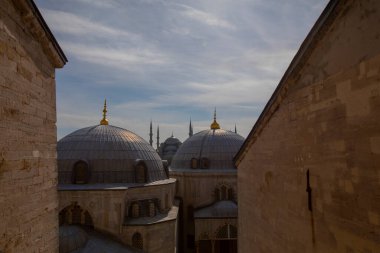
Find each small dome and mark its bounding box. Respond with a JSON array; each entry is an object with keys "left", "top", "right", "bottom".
[
  {"left": 59, "top": 225, "right": 88, "bottom": 253},
  {"left": 164, "top": 136, "right": 181, "bottom": 145},
  {"left": 171, "top": 129, "right": 244, "bottom": 170},
  {"left": 58, "top": 125, "right": 167, "bottom": 184}
]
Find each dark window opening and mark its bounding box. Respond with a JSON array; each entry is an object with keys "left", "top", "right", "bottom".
[
  {"left": 132, "top": 232, "right": 143, "bottom": 249},
  {"left": 200, "top": 157, "right": 210, "bottom": 169},
  {"left": 190, "top": 158, "right": 198, "bottom": 169},
  {"left": 59, "top": 203, "right": 93, "bottom": 228},
  {"left": 72, "top": 160, "right": 89, "bottom": 184}
]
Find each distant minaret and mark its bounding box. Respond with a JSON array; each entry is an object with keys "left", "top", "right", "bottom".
[
  {"left": 156, "top": 125, "right": 160, "bottom": 150},
  {"left": 149, "top": 120, "right": 153, "bottom": 146},
  {"left": 234, "top": 124, "right": 237, "bottom": 134},
  {"left": 189, "top": 118, "right": 193, "bottom": 137}
]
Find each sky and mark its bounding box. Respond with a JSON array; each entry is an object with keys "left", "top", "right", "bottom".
[{"left": 34, "top": 0, "right": 328, "bottom": 143}]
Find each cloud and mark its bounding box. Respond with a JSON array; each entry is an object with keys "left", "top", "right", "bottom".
[
  {"left": 75, "top": 0, "right": 119, "bottom": 8},
  {"left": 62, "top": 42, "right": 170, "bottom": 69},
  {"left": 35, "top": 0, "right": 329, "bottom": 143},
  {"left": 41, "top": 9, "right": 136, "bottom": 39},
  {"left": 179, "top": 5, "right": 235, "bottom": 30}
]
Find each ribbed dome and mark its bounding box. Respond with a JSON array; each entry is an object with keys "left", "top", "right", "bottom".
[
  {"left": 170, "top": 129, "right": 244, "bottom": 170},
  {"left": 57, "top": 125, "right": 167, "bottom": 184},
  {"left": 164, "top": 136, "right": 181, "bottom": 145}
]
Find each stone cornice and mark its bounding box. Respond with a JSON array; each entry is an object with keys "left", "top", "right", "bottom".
[{"left": 12, "top": 0, "right": 67, "bottom": 67}]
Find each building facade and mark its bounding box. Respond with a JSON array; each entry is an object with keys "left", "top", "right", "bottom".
[
  {"left": 0, "top": 0, "right": 66, "bottom": 252},
  {"left": 235, "top": 0, "right": 380, "bottom": 252},
  {"left": 170, "top": 112, "right": 244, "bottom": 253}
]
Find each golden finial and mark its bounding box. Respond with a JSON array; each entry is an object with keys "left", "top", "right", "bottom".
[
  {"left": 210, "top": 107, "right": 220, "bottom": 130},
  {"left": 100, "top": 99, "right": 109, "bottom": 125}
]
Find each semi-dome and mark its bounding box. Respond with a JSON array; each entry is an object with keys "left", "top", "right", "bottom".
[
  {"left": 58, "top": 124, "right": 167, "bottom": 184},
  {"left": 171, "top": 128, "right": 244, "bottom": 170}
]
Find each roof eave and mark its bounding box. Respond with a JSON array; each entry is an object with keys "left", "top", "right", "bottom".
[{"left": 12, "top": 0, "right": 68, "bottom": 67}]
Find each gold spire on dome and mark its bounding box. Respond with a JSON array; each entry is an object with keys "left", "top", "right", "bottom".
[
  {"left": 210, "top": 108, "right": 220, "bottom": 130},
  {"left": 100, "top": 99, "right": 109, "bottom": 125}
]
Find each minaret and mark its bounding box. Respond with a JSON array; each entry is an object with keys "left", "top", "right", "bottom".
[
  {"left": 100, "top": 99, "right": 109, "bottom": 125},
  {"left": 210, "top": 108, "right": 220, "bottom": 130},
  {"left": 156, "top": 125, "right": 160, "bottom": 151},
  {"left": 149, "top": 120, "right": 153, "bottom": 146},
  {"left": 234, "top": 124, "right": 237, "bottom": 133},
  {"left": 189, "top": 118, "right": 193, "bottom": 137}
]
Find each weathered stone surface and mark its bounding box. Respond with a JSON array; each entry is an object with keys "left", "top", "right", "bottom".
[
  {"left": 0, "top": 0, "right": 65, "bottom": 252},
  {"left": 237, "top": 1, "right": 380, "bottom": 252}
]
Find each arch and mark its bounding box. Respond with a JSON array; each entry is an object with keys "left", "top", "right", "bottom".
[
  {"left": 131, "top": 202, "right": 140, "bottom": 218},
  {"left": 72, "top": 160, "right": 90, "bottom": 184},
  {"left": 215, "top": 224, "right": 237, "bottom": 239},
  {"left": 132, "top": 232, "right": 143, "bottom": 250},
  {"left": 135, "top": 160, "right": 147, "bottom": 183},
  {"left": 59, "top": 203, "right": 94, "bottom": 228}
]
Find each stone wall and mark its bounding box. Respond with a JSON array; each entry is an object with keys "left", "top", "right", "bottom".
[
  {"left": 237, "top": 1, "right": 380, "bottom": 252},
  {"left": 122, "top": 220, "right": 177, "bottom": 253},
  {"left": 59, "top": 190, "right": 125, "bottom": 235},
  {"left": 171, "top": 171, "right": 237, "bottom": 253},
  {"left": 0, "top": 0, "right": 65, "bottom": 252}
]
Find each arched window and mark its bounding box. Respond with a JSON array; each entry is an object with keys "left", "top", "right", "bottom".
[
  {"left": 71, "top": 204, "right": 82, "bottom": 224},
  {"left": 84, "top": 211, "right": 93, "bottom": 227},
  {"left": 200, "top": 157, "right": 210, "bottom": 169},
  {"left": 149, "top": 202, "right": 155, "bottom": 217},
  {"left": 59, "top": 203, "right": 93, "bottom": 228},
  {"left": 131, "top": 203, "right": 139, "bottom": 218},
  {"left": 135, "top": 160, "right": 147, "bottom": 183},
  {"left": 190, "top": 158, "right": 198, "bottom": 169},
  {"left": 132, "top": 232, "right": 143, "bottom": 249},
  {"left": 72, "top": 160, "right": 89, "bottom": 184},
  {"left": 216, "top": 224, "right": 237, "bottom": 239}
]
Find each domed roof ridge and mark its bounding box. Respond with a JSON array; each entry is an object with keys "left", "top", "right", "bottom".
[
  {"left": 58, "top": 124, "right": 167, "bottom": 184},
  {"left": 171, "top": 128, "right": 244, "bottom": 170}
]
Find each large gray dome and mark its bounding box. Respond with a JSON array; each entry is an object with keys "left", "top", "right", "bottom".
[
  {"left": 58, "top": 125, "right": 167, "bottom": 184},
  {"left": 170, "top": 129, "right": 244, "bottom": 170}
]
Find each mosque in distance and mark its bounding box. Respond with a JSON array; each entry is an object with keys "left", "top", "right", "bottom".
[{"left": 0, "top": 0, "right": 379, "bottom": 253}]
